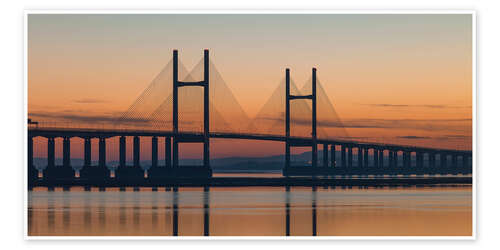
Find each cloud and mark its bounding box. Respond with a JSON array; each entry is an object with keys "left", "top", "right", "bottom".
[
  {"left": 255, "top": 116, "right": 471, "bottom": 132},
  {"left": 361, "top": 103, "right": 471, "bottom": 109},
  {"left": 396, "top": 136, "right": 432, "bottom": 139},
  {"left": 28, "top": 112, "right": 149, "bottom": 124},
  {"left": 73, "top": 98, "right": 109, "bottom": 104}
]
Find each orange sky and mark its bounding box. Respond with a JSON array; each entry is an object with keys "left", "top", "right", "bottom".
[{"left": 27, "top": 14, "right": 473, "bottom": 159}]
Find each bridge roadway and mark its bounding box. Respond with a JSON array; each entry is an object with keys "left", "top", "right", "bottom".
[
  {"left": 28, "top": 126, "right": 471, "bottom": 155},
  {"left": 27, "top": 125, "right": 473, "bottom": 186}
]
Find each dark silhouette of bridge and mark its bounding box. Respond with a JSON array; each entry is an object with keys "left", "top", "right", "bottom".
[{"left": 27, "top": 50, "right": 472, "bottom": 187}]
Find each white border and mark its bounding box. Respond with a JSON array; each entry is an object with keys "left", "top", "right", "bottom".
[{"left": 23, "top": 10, "right": 477, "bottom": 240}]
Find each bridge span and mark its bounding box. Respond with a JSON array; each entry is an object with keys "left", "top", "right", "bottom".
[{"left": 27, "top": 49, "right": 472, "bottom": 187}]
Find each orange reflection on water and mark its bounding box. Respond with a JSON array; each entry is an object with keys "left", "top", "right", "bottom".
[{"left": 28, "top": 185, "right": 472, "bottom": 236}]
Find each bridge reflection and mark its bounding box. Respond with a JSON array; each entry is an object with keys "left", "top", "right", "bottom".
[{"left": 29, "top": 186, "right": 321, "bottom": 236}]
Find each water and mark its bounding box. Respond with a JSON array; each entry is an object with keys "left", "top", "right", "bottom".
[{"left": 27, "top": 184, "right": 472, "bottom": 236}]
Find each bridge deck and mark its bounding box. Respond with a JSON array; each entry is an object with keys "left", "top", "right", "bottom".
[{"left": 28, "top": 126, "right": 472, "bottom": 154}]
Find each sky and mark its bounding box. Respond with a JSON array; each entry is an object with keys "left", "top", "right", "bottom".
[{"left": 27, "top": 14, "right": 473, "bottom": 160}]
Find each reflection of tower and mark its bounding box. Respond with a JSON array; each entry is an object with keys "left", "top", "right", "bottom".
[
  {"left": 172, "top": 50, "right": 210, "bottom": 171},
  {"left": 284, "top": 68, "right": 317, "bottom": 175}
]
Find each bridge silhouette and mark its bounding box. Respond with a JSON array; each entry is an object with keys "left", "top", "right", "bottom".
[{"left": 27, "top": 50, "right": 472, "bottom": 187}]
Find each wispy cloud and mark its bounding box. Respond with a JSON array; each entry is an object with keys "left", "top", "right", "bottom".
[
  {"left": 361, "top": 103, "right": 471, "bottom": 109},
  {"left": 256, "top": 116, "right": 471, "bottom": 132},
  {"left": 396, "top": 136, "right": 432, "bottom": 139},
  {"left": 73, "top": 98, "right": 109, "bottom": 104}
]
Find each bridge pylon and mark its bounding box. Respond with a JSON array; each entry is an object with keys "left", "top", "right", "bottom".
[
  {"left": 284, "top": 68, "right": 317, "bottom": 176},
  {"left": 172, "top": 49, "right": 211, "bottom": 177}
]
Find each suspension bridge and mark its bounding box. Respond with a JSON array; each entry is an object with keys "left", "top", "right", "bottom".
[{"left": 27, "top": 50, "right": 472, "bottom": 187}]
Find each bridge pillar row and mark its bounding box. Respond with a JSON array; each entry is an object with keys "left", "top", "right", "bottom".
[
  {"left": 119, "top": 136, "right": 126, "bottom": 167},
  {"left": 99, "top": 137, "right": 106, "bottom": 167},
  {"left": 84, "top": 137, "right": 91, "bottom": 167},
  {"left": 373, "top": 148, "right": 379, "bottom": 168},
  {"left": 133, "top": 136, "right": 140, "bottom": 167},
  {"left": 47, "top": 137, "right": 55, "bottom": 167},
  {"left": 63, "top": 137, "right": 71, "bottom": 167},
  {"left": 152, "top": 136, "right": 158, "bottom": 168}
]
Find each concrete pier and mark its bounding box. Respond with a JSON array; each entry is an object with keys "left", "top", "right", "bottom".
[
  {"left": 323, "top": 143, "right": 328, "bottom": 167},
  {"left": 341, "top": 145, "right": 346, "bottom": 168},
  {"left": 348, "top": 146, "right": 353, "bottom": 168},
  {"left": 133, "top": 136, "right": 140, "bottom": 167},
  {"left": 63, "top": 137, "right": 71, "bottom": 167},
  {"left": 99, "top": 137, "right": 106, "bottom": 167},
  {"left": 358, "top": 147, "right": 363, "bottom": 168},
  {"left": 84, "top": 138, "right": 91, "bottom": 167},
  {"left": 117, "top": 136, "right": 125, "bottom": 167},
  {"left": 330, "top": 144, "right": 335, "bottom": 167},
  {"left": 152, "top": 136, "right": 158, "bottom": 168},
  {"left": 165, "top": 137, "right": 171, "bottom": 168},
  {"left": 47, "top": 137, "right": 55, "bottom": 167}
]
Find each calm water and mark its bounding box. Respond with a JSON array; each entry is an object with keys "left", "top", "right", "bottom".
[{"left": 28, "top": 183, "right": 472, "bottom": 236}]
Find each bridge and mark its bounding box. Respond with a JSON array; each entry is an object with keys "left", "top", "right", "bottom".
[{"left": 27, "top": 50, "right": 472, "bottom": 187}]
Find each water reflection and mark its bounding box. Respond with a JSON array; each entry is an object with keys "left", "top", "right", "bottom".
[{"left": 28, "top": 185, "right": 472, "bottom": 236}]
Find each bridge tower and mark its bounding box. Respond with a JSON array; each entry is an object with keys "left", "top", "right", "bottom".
[
  {"left": 284, "top": 68, "right": 317, "bottom": 176},
  {"left": 172, "top": 49, "right": 211, "bottom": 176}
]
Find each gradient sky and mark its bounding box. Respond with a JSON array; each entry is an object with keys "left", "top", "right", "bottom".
[{"left": 27, "top": 14, "right": 473, "bottom": 160}]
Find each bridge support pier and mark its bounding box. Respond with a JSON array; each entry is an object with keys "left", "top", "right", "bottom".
[
  {"left": 63, "top": 137, "right": 71, "bottom": 168},
  {"left": 99, "top": 137, "right": 106, "bottom": 167},
  {"left": 47, "top": 137, "right": 55, "bottom": 167},
  {"left": 28, "top": 136, "right": 36, "bottom": 181},
  {"left": 152, "top": 136, "right": 158, "bottom": 168},
  {"left": 84, "top": 138, "right": 91, "bottom": 166},
  {"left": 341, "top": 145, "right": 346, "bottom": 168},
  {"left": 348, "top": 146, "right": 353, "bottom": 168},
  {"left": 389, "top": 151, "right": 394, "bottom": 169},
  {"left": 379, "top": 150, "right": 384, "bottom": 168},
  {"left": 357, "top": 147, "right": 363, "bottom": 168},
  {"left": 28, "top": 136, "right": 33, "bottom": 169},
  {"left": 462, "top": 154, "right": 467, "bottom": 169},
  {"left": 330, "top": 144, "right": 335, "bottom": 168},
  {"left": 133, "top": 136, "right": 140, "bottom": 167},
  {"left": 363, "top": 148, "right": 369, "bottom": 168},
  {"left": 165, "top": 137, "right": 171, "bottom": 168},
  {"left": 323, "top": 144, "right": 328, "bottom": 167},
  {"left": 430, "top": 153, "right": 436, "bottom": 170},
  {"left": 374, "top": 149, "right": 379, "bottom": 168},
  {"left": 404, "top": 151, "right": 411, "bottom": 169},
  {"left": 452, "top": 154, "right": 457, "bottom": 167},
  {"left": 119, "top": 136, "right": 126, "bottom": 167},
  {"left": 441, "top": 153, "right": 447, "bottom": 169},
  {"left": 416, "top": 152, "right": 423, "bottom": 168}
]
